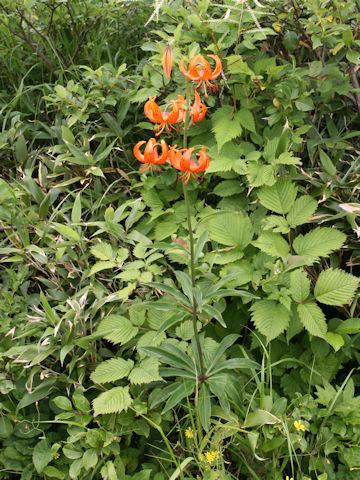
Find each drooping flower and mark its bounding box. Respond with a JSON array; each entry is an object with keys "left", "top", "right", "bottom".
[
  {"left": 162, "top": 44, "right": 173, "bottom": 79},
  {"left": 169, "top": 145, "right": 210, "bottom": 183},
  {"left": 174, "top": 91, "right": 207, "bottom": 125},
  {"left": 179, "top": 54, "right": 222, "bottom": 97},
  {"left": 133, "top": 138, "right": 168, "bottom": 171},
  {"left": 144, "top": 97, "right": 181, "bottom": 136}
]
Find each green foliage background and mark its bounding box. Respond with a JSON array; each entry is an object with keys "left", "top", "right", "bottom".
[{"left": 0, "top": 0, "right": 360, "bottom": 479}]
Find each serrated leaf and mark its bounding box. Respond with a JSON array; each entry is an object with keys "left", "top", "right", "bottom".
[
  {"left": 93, "top": 386, "right": 132, "bottom": 416},
  {"left": 297, "top": 303, "right": 327, "bottom": 339},
  {"left": 258, "top": 178, "right": 297, "bottom": 214},
  {"left": 90, "top": 242, "right": 114, "bottom": 261},
  {"left": 154, "top": 220, "right": 178, "bottom": 241},
  {"left": 287, "top": 195, "right": 317, "bottom": 228},
  {"left": 293, "top": 228, "right": 346, "bottom": 258},
  {"left": 89, "top": 261, "right": 116, "bottom": 275},
  {"left": 142, "top": 189, "right": 163, "bottom": 211},
  {"left": 290, "top": 269, "right": 310, "bottom": 302},
  {"left": 213, "top": 180, "right": 243, "bottom": 197},
  {"left": 235, "top": 108, "right": 256, "bottom": 133},
  {"left": 129, "top": 358, "right": 163, "bottom": 385},
  {"left": 97, "top": 315, "right": 139, "bottom": 345},
  {"left": 207, "top": 142, "right": 247, "bottom": 174},
  {"left": 91, "top": 358, "right": 134, "bottom": 383},
  {"left": 253, "top": 232, "right": 289, "bottom": 258},
  {"left": 212, "top": 105, "right": 242, "bottom": 151},
  {"left": 251, "top": 300, "right": 290, "bottom": 342},
  {"left": 205, "top": 212, "right": 253, "bottom": 248},
  {"left": 314, "top": 269, "right": 359, "bottom": 306}
]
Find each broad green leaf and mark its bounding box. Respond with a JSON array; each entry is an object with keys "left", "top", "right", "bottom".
[
  {"left": 52, "top": 223, "right": 80, "bottom": 242},
  {"left": 61, "top": 126, "right": 75, "bottom": 144},
  {"left": 212, "top": 105, "right": 242, "bottom": 151},
  {"left": 0, "top": 417, "right": 13, "bottom": 439},
  {"left": 235, "top": 108, "right": 256, "bottom": 133},
  {"left": 97, "top": 315, "right": 139, "bottom": 345},
  {"left": 326, "top": 332, "right": 344, "bottom": 352},
  {"left": 141, "top": 344, "right": 194, "bottom": 373},
  {"left": 43, "top": 466, "right": 65, "bottom": 479},
  {"left": 207, "top": 142, "right": 247, "bottom": 174},
  {"left": 199, "top": 383, "right": 211, "bottom": 431},
  {"left": 314, "top": 269, "right": 359, "bottom": 306},
  {"left": 89, "top": 261, "right": 116, "bottom": 275},
  {"left": 129, "top": 358, "right": 163, "bottom": 385},
  {"left": 295, "top": 96, "right": 314, "bottom": 111},
  {"left": 247, "top": 162, "right": 275, "bottom": 187},
  {"left": 33, "top": 439, "right": 53, "bottom": 474},
  {"left": 293, "top": 228, "right": 346, "bottom": 258},
  {"left": 243, "top": 409, "right": 280, "bottom": 428},
  {"left": 90, "top": 242, "right": 114, "bottom": 261},
  {"left": 69, "top": 458, "right": 82, "bottom": 479},
  {"left": 15, "top": 134, "right": 28, "bottom": 163},
  {"left": 251, "top": 300, "right": 290, "bottom": 342},
  {"left": 290, "top": 269, "right": 311, "bottom": 302},
  {"left": 253, "top": 232, "right": 289, "bottom": 258},
  {"left": 154, "top": 220, "right": 178, "bottom": 240},
  {"left": 287, "top": 195, "right": 317, "bottom": 228},
  {"left": 213, "top": 180, "right": 243, "bottom": 197},
  {"left": 83, "top": 449, "right": 98, "bottom": 471},
  {"left": 91, "top": 358, "right": 134, "bottom": 383},
  {"left": 93, "top": 386, "right": 132, "bottom": 416},
  {"left": 258, "top": 178, "right": 297, "bottom": 214},
  {"left": 142, "top": 189, "right": 163, "bottom": 210},
  {"left": 297, "top": 303, "right": 327, "bottom": 339},
  {"left": 163, "top": 380, "right": 195, "bottom": 413},
  {"left": 53, "top": 396, "right": 72, "bottom": 411},
  {"left": 319, "top": 148, "right": 336, "bottom": 176},
  {"left": 205, "top": 212, "right": 253, "bottom": 248},
  {"left": 335, "top": 318, "right": 360, "bottom": 335},
  {"left": 71, "top": 193, "right": 82, "bottom": 223}
]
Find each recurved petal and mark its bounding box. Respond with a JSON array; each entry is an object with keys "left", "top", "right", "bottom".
[
  {"left": 180, "top": 148, "right": 195, "bottom": 171},
  {"left": 193, "top": 147, "right": 210, "bottom": 172},
  {"left": 167, "top": 101, "right": 181, "bottom": 124},
  {"left": 208, "top": 54, "right": 222, "bottom": 79},
  {"left": 143, "top": 138, "right": 157, "bottom": 163},
  {"left": 133, "top": 141, "right": 146, "bottom": 163},
  {"left": 188, "top": 54, "right": 205, "bottom": 80},
  {"left": 179, "top": 58, "right": 198, "bottom": 80},
  {"left": 144, "top": 97, "right": 164, "bottom": 124},
  {"left": 154, "top": 139, "right": 169, "bottom": 164}
]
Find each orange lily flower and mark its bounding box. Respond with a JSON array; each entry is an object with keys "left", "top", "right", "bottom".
[
  {"left": 174, "top": 91, "right": 207, "bottom": 125},
  {"left": 191, "top": 90, "right": 207, "bottom": 123},
  {"left": 179, "top": 54, "right": 222, "bottom": 97},
  {"left": 133, "top": 138, "right": 168, "bottom": 171},
  {"left": 169, "top": 145, "right": 210, "bottom": 183},
  {"left": 144, "top": 97, "right": 181, "bottom": 136}
]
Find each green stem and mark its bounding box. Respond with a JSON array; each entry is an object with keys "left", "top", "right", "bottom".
[{"left": 182, "top": 79, "right": 205, "bottom": 439}]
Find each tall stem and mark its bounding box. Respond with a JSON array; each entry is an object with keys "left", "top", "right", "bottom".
[{"left": 182, "top": 79, "right": 205, "bottom": 380}]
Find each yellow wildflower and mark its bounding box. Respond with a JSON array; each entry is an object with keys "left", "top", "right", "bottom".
[
  {"left": 185, "top": 427, "right": 194, "bottom": 439},
  {"left": 199, "top": 454, "right": 204, "bottom": 462},
  {"left": 205, "top": 451, "right": 216, "bottom": 464},
  {"left": 54, "top": 453, "right": 60, "bottom": 460},
  {"left": 285, "top": 476, "right": 294, "bottom": 480},
  {"left": 294, "top": 420, "right": 305, "bottom": 432}
]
